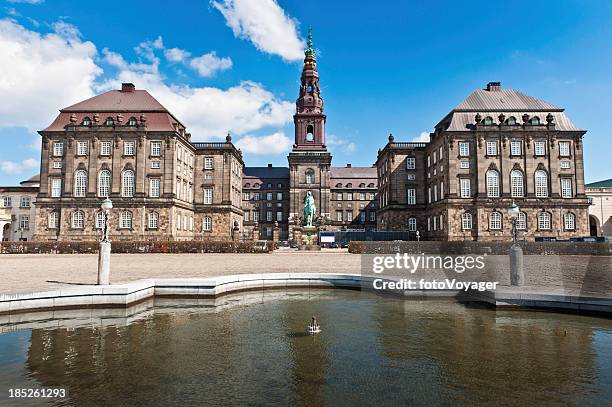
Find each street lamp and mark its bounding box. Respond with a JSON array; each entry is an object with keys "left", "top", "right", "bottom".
[
  {"left": 97, "top": 198, "right": 113, "bottom": 285},
  {"left": 508, "top": 200, "right": 520, "bottom": 244}
]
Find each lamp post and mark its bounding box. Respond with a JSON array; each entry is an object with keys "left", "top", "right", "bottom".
[
  {"left": 97, "top": 198, "right": 113, "bottom": 285},
  {"left": 507, "top": 200, "right": 524, "bottom": 286}
]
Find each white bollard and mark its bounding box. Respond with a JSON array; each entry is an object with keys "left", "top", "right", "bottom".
[
  {"left": 509, "top": 244, "right": 524, "bottom": 286},
  {"left": 97, "top": 241, "right": 111, "bottom": 285}
]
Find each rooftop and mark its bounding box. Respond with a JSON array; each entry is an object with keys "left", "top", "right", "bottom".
[
  {"left": 586, "top": 178, "right": 612, "bottom": 189},
  {"left": 62, "top": 84, "right": 168, "bottom": 112},
  {"left": 454, "top": 82, "right": 561, "bottom": 112}
]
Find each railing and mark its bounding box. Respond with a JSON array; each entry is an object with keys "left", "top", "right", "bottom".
[
  {"left": 192, "top": 142, "right": 229, "bottom": 149},
  {"left": 391, "top": 142, "right": 428, "bottom": 149}
]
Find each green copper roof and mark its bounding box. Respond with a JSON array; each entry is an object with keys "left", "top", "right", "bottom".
[
  {"left": 304, "top": 28, "right": 315, "bottom": 59},
  {"left": 586, "top": 178, "right": 612, "bottom": 188}
]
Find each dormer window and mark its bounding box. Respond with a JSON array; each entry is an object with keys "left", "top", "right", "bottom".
[
  {"left": 128, "top": 117, "right": 137, "bottom": 126},
  {"left": 507, "top": 116, "right": 516, "bottom": 125},
  {"left": 483, "top": 116, "right": 494, "bottom": 126},
  {"left": 82, "top": 117, "right": 92, "bottom": 126},
  {"left": 530, "top": 116, "right": 540, "bottom": 125},
  {"left": 105, "top": 117, "right": 115, "bottom": 126}
]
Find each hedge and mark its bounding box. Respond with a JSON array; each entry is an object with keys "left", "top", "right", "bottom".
[{"left": 0, "top": 240, "right": 274, "bottom": 254}]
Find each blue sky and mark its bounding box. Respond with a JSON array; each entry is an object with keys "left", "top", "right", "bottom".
[{"left": 0, "top": 0, "right": 611, "bottom": 185}]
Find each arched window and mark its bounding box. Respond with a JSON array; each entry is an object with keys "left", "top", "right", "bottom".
[
  {"left": 462, "top": 213, "right": 472, "bottom": 230},
  {"left": 98, "top": 170, "right": 111, "bottom": 197},
  {"left": 203, "top": 216, "right": 212, "bottom": 231},
  {"left": 305, "top": 169, "right": 314, "bottom": 184},
  {"left": 48, "top": 212, "right": 59, "bottom": 229},
  {"left": 510, "top": 170, "right": 524, "bottom": 198},
  {"left": 148, "top": 212, "right": 159, "bottom": 229},
  {"left": 72, "top": 210, "right": 84, "bottom": 229},
  {"left": 306, "top": 125, "right": 314, "bottom": 142},
  {"left": 74, "top": 170, "right": 87, "bottom": 197},
  {"left": 277, "top": 183, "right": 283, "bottom": 188},
  {"left": 128, "top": 117, "right": 138, "bottom": 126},
  {"left": 105, "top": 117, "right": 115, "bottom": 126},
  {"left": 486, "top": 170, "right": 500, "bottom": 197},
  {"left": 483, "top": 116, "right": 494, "bottom": 125},
  {"left": 516, "top": 212, "right": 527, "bottom": 230},
  {"left": 95, "top": 212, "right": 105, "bottom": 229},
  {"left": 535, "top": 170, "right": 548, "bottom": 197},
  {"left": 335, "top": 183, "right": 342, "bottom": 188},
  {"left": 507, "top": 116, "right": 517, "bottom": 125},
  {"left": 120, "top": 211, "right": 132, "bottom": 229},
  {"left": 489, "top": 212, "right": 502, "bottom": 230},
  {"left": 244, "top": 183, "right": 251, "bottom": 188},
  {"left": 82, "top": 117, "right": 92, "bottom": 126},
  {"left": 307, "top": 82, "right": 314, "bottom": 93},
  {"left": 346, "top": 183, "right": 352, "bottom": 188},
  {"left": 408, "top": 217, "right": 417, "bottom": 231},
  {"left": 530, "top": 116, "right": 540, "bottom": 125},
  {"left": 359, "top": 183, "right": 365, "bottom": 188},
  {"left": 564, "top": 213, "right": 575, "bottom": 230},
  {"left": 121, "top": 170, "right": 135, "bottom": 197},
  {"left": 368, "top": 183, "right": 375, "bottom": 188},
  {"left": 538, "top": 212, "right": 551, "bottom": 230}
]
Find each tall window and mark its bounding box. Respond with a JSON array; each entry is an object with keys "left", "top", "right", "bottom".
[
  {"left": 19, "top": 215, "right": 30, "bottom": 230},
  {"left": 535, "top": 170, "right": 548, "bottom": 198},
  {"left": 148, "top": 212, "right": 159, "bottom": 229},
  {"left": 406, "top": 157, "right": 416, "bottom": 170},
  {"left": 486, "top": 141, "right": 497, "bottom": 156},
  {"left": 510, "top": 140, "right": 522, "bottom": 156},
  {"left": 510, "top": 170, "right": 524, "bottom": 198},
  {"left": 95, "top": 212, "right": 104, "bottom": 229},
  {"left": 53, "top": 142, "right": 64, "bottom": 157},
  {"left": 408, "top": 217, "right": 417, "bottom": 232},
  {"left": 489, "top": 212, "right": 502, "bottom": 230},
  {"left": 124, "top": 141, "right": 135, "bottom": 156},
  {"left": 101, "top": 141, "right": 112, "bottom": 156},
  {"left": 534, "top": 141, "right": 546, "bottom": 156},
  {"left": 407, "top": 188, "right": 416, "bottom": 205},
  {"left": 561, "top": 178, "right": 573, "bottom": 198},
  {"left": 1, "top": 196, "right": 11, "bottom": 207},
  {"left": 462, "top": 213, "right": 472, "bottom": 230},
  {"left": 72, "top": 211, "right": 84, "bottom": 229},
  {"left": 20, "top": 196, "right": 31, "bottom": 208},
  {"left": 150, "top": 178, "right": 161, "bottom": 198},
  {"left": 121, "top": 170, "right": 135, "bottom": 197},
  {"left": 516, "top": 212, "right": 527, "bottom": 230},
  {"left": 440, "top": 181, "right": 444, "bottom": 199},
  {"left": 346, "top": 211, "right": 353, "bottom": 222},
  {"left": 98, "top": 170, "right": 111, "bottom": 197},
  {"left": 538, "top": 212, "right": 551, "bottom": 230},
  {"left": 564, "top": 213, "right": 575, "bottom": 230},
  {"left": 305, "top": 169, "right": 314, "bottom": 184},
  {"left": 559, "top": 141, "right": 571, "bottom": 157},
  {"left": 51, "top": 179, "right": 62, "bottom": 197},
  {"left": 151, "top": 141, "right": 162, "bottom": 157},
  {"left": 306, "top": 125, "right": 314, "bottom": 142},
  {"left": 74, "top": 170, "right": 87, "bottom": 197},
  {"left": 204, "top": 188, "right": 213, "bottom": 204},
  {"left": 460, "top": 178, "right": 471, "bottom": 198},
  {"left": 203, "top": 216, "right": 212, "bottom": 231},
  {"left": 204, "top": 157, "right": 214, "bottom": 169},
  {"left": 459, "top": 142, "right": 469, "bottom": 156},
  {"left": 48, "top": 212, "right": 58, "bottom": 229},
  {"left": 486, "top": 170, "right": 500, "bottom": 198},
  {"left": 77, "top": 141, "right": 88, "bottom": 156},
  {"left": 276, "top": 211, "right": 283, "bottom": 222},
  {"left": 120, "top": 211, "right": 132, "bottom": 229}
]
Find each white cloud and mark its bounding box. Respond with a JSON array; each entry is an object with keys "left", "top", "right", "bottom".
[
  {"left": 164, "top": 47, "right": 191, "bottom": 62},
  {"left": 189, "top": 51, "right": 232, "bottom": 77},
  {"left": 0, "top": 158, "right": 38, "bottom": 174},
  {"left": 327, "top": 134, "right": 357, "bottom": 153},
  {"left": 411, "top": 131, "right": 431, "bottom": 142},
  {"left": 211, "top": 0, "right": 304, "bottom": 62},
  {"left": 235, "top": 131, "right": 292, "bottom": 155},
  {"left": 0, "top": 18, "right": 100, "bottom": 131}
]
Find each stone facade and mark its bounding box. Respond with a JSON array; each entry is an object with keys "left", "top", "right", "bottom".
[
  {"left": 586, "top": 179, "right": 612, "bottom": 237},
  {"left": 0, "top": 176, "right": 39, "bottom": 241}
]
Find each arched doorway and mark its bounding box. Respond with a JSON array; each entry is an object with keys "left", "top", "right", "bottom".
[
  {"left": 589, "top": 215, "right": 600, "bottom": 237},
  {"left": 1, "top": 222, "right": 10, "bottom": 241}
]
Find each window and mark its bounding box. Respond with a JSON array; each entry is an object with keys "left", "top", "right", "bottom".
[
  {"left": 276, "top": 192, "right": 283, "bottom": 201},
  {"left": 406, "top": 157, "right": 416, "bottom": 170},
  {"left": 433, "top": 185, "right": 438, "bottom": 202},
  {"left": 564, "top": 213, "right": 575, "bottom": 230},
  {"left": 369, "top": 211, "right": 375, "bottom": 222},
  {"left": 486, "top": 170, "right": 500, "bottom": 198},
  {"left": 347, "top": 192, "right": 353, "bottom": 201},
  {"left": 407, "top": 188, "right": 416, "bottom": 205},
  {"left": 95, "top": 212, "right": 104, "bottom": 229},
  {"left": 19, "top": 215, "right": 29, "bottom": 230},
  {"left": 51, "top": 179, "right": 62, "bottom": 197},
  {"left": 427, "top": 217, "right": 431, "bottom": 231},
  {"left": 253, "top": 192, "right": 260, "bottom": 201},
  {"left": 462, "top": 213, "right": 472, "bottom": 230},
  {"left": 460, "top": 160, "right": 469, "bottom": 169},
  {"left": 489, "top": 212, "right": 502, "bottom": 230},
  {"left": 128, "top": 117, "right": 137, "bottom": 126},
  {"left": 77, "top": 141, "right": 88, "bottom": 156},
  {"left": 121, "top": 170, "right": 135, "bottom": 197},
  {"left": 538, "top": 212, "right": 551, "bottom": 230},
  {"left": 204, "top": 188, "right": 213, "bottom": 204},
  {"left": 20, "top": 196, "right": 31, "bottom": 208},
  {"left": 459, "top": 142, "right": 469, "bottom": 157},
  {"left": 98, "top": 170, "right": 111, "bottom": 197},
  {"left": 201, "top": 216, "right": 212, "bottom": 231},
  {"left": 244, "top": 211, "right": 250, "bottom": 222},
  {"left": 428, "top": 187, "right": 431, "bottom": 203},
  {"left": 150, "top": 178, "right": 161, "bottom": 197},
  {"left": 369, "top": 192, "right": 376, "bottom": 200},
  {"left": 408, "top": 217, "right": 417, "bottom": 232},
  {"left": 243, "top": 192, "right": 250, "bottom": 201},
  {"left": 204, "top": 157, "right": 214, "bottom": 169},
  {"left": 427, "top": 155, "right": 431, "bottom": 167},
  {"left": 336, "top": 192, "right": 343, "bottom": 201},
  {"left": 433, "top": 216, "right": 437, "bottom": 231},
  {"left": 52, "top": 161, "right": 62, "bottom": 169},
  {"left": 305, "top": 169, "right": 314, "bottom": 184},
  {"left": 1, "top": 196, "right": 11, "bottom": 207},
  {"left": 530, "top": 116, "right": 540, "bottom": 125},
  {"left": 407, "top": 174, "right": 416, "bottom": 180},
  {"left": 101, "top": 141, "right": 112, "bottom": 156},
  {"left": 151, "top": 142, "right": 162, "bottom": 157},
  {"left": 440, "top": 181, "right": 444, "bottom": 200},
  {"left": 507, "top": 116, "right": 517, "bottom": 125},
  {"left": 278, "top": 183, "right": 283, "bottom": 189},
  {"left": 516, "top": 212, "right": 527, "bottom": 230},
  {"left": 483, "top": 116, "right": 493, "bottom": 125},
  {"left": 510, "top": 170, "right": 524, "bottom": 198},
  {"left": 559, "top": 141, "right": 570, "bottom": 157},
  {"left": 560, "top": 161, "right": 571, "bottom": 169},
  {"left": 120, "top": 211, "right": 132, "bottom": 229},
  {"left": 53, "top": 142, "right": 64, "bottom": 157},
  {"left": 72, "top": 211, "right": 84, "bottom": 229},
  {"left": 266, "top": 211, "right": 272, "bottom": 222},
  {"left": 253, "top": 211, "right": 259, "bottom": 222},
  {"left": 82, "top": 117, "right": 92, "bottom": 126},
  {"left": 359, "top": 211, "right": 366, "bottom": 223},
  {"left": 433, "top": 151, "right": 437, "bottom": 163},
  {"left": 74, "top": 170, "right": 87, "bottom": 197},
  {"left": 177, "top": 214, "right": 181, "bottom": 230},
  {"left": 151, "top": 161, "right": 161, "bottom": 169},
  {"left": 48, "top": 212, "right": 58, "bottom": 229},
  {"left": 336, "top": 211, "right": 342, "bottom": 221},
  {"left": 346, "top": 211, "right": 353, "bottom": 222},
  {"left": 486, "top": 141, "right": 497, "bottom": 156},
  {"left": 510, "top": 140, "right": 522, "bottom": 156},
  {"left": 460, "top": 178, "right": 471, "bottom": 198},
  {"left": 439, "top": 214, "right": 444, "bottom": 230},
  {"left": 306, "top": 125, "right": 314, "bottom": 142},
  {"left": 534, "top": 141, "right": 546, "bottom": 156},
  {"left": 535, "top": 170, "right": 548, "bottom": 198},
  {"left": 124, "top": 141, "right": 135, "bottom": 156},
  {"left": 105, "top": 117, "right": 115, "bottom": 126},
  {"left": 439, "top": 146, "right": 443, "bottom": 160},
  {"left": 267, "top": 183, "right": 272, "bottom": 189},
  {"left": 561, "top": 178, "right": 573, "bottom": 198},
  {"left": 276, "top": 211, "right": 283, "bottom": 222},
  {"left": 148, "top": 212, "right": 159, "bottom": 229}
]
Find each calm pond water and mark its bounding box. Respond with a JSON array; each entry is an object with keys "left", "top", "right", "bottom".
[{"left": 0, "top": 290, "right": 611, "bottom": 406}]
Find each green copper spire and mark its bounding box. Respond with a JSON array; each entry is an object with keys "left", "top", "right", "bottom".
[{"left": 305, "top": 27, "right": 315, "bottom": 59}]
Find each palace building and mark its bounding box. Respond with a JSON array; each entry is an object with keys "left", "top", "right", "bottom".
[{"left": 28, "top": 34, "right": 589, "bottom": 242}]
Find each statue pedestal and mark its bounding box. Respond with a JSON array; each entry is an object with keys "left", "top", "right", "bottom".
[{"left": 296, "top": 225, "right": 321, "bottom": 251}]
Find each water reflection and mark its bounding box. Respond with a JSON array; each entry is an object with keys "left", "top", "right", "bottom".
[{"left": 0, "top": 290, "right": 610, "bottom": 406}]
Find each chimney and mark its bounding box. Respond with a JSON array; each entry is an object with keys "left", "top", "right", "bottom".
[
  {"left": 486, "top": 82, "right": 501, "bottom": 91},
  {"left": 121, "top": 83, "right": 135, "bottom": 92},
  {"left": 346, "top": 163, "right": 352, "bottom": 168},
  {"left": 267, "top": 163, "right": 273, "bottom": 168}
]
